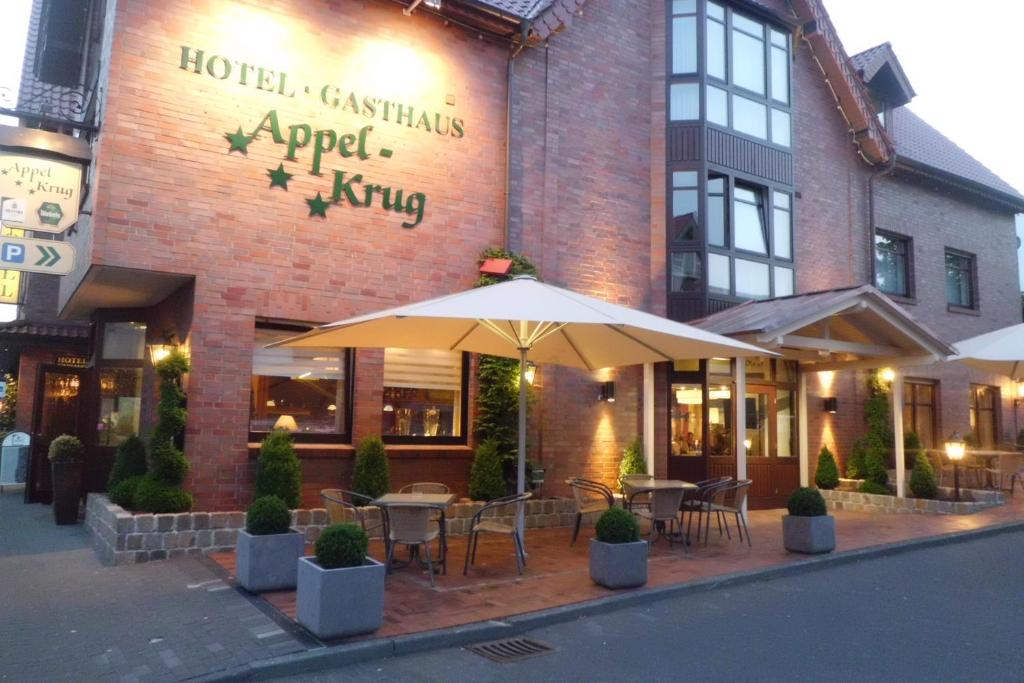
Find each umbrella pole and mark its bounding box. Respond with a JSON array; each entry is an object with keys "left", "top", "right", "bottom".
[{"left": 517, "top": 346, "right": 528, "bottom": 550}]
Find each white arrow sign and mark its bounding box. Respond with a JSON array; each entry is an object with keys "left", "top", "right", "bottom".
[{"left": 0, "top": 235, "right": 75, "bottom": 275}]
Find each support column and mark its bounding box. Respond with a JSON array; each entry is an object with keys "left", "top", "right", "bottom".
[
  {"left": 892, "top": 369, "right": 906, "bottom": 498},
  {"left": 643, "top": 363, "right": 655, "bottom": 475},
  {"left": 798, "top": 367, "right": 809, "bottom": 487},
  {"left": 734, "top": 358, "right": 747, "bottom": 516}
]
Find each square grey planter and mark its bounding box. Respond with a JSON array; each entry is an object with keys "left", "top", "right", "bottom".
[
  {"left": 296, "top": 556, "right": 386, "bottom": 639},
  {"left": 589, "top": 539, "right": 648, "bottom": 589},
  {"left": 236, "top": 529, "right": 305, "bottom": 592},
  {"left": 783, "top": 515, "right": 836, "bottom": 554}
]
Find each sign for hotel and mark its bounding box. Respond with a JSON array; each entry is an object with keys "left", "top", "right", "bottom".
[
  {"left": 0, "top": 152, "right": 83, "bottom": 233},
  {"left": 0, "top": 235, "right": 75, "bottom": 275}
]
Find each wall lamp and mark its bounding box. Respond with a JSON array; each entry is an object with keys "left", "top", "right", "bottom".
[
  {"left": 524, "top": 361, "right": 537, "bottom": 386},
  {"left": 598, "top": 381, "right": 615, "bottom": 403},
  {"left": 823, "top": 397, "right": 838, "bottom": 414},
  {"left": 1015, "top": 381, "right": 1024, "bottom": 406}
]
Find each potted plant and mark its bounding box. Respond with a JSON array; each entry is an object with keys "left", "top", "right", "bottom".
[
  {"left": 49, "top": 434, "right": 84, "bottom": 525},
  {"left": 589, "top": 507, "right": 647, "bottom": 589},
  {"left": 296, "top": 523, "right": 385, "bottom": 639},
  {"left": 236, "top": 495, "right": 305, "bottom": 592},
  {"left": 782, "top": 487, "right": 835, "bottom": 554}
]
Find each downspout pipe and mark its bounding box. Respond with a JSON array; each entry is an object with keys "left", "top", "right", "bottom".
[
  {"left": 504, "top": 20, "right": 531, "bottom": 250},
  {"left": 867, "top": 151, "right": 897, "bottom": 286}
]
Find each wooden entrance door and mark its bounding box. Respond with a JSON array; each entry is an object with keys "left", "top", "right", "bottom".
[
  {"left": 26, "top": 367, "right": 84, "bottom": 504},
  {"left": 745, "top": 385, "right": 799, "bottom": 509}
]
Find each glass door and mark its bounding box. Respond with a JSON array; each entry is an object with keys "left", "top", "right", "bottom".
[{"left": 27, "top": 368, "right": 84, "bottom": 504}]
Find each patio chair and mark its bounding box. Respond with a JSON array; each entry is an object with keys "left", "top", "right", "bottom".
[
  {"left": 463, "top": 492, "right": 532, "bottom": 576},
  {"left": 704, "top": 480, "right": 753, "bottom": 547},
  {"left": 682, "top": 478, "right": 733, "bottom": 543},
  {"left": 386, "top": 504, "right": 441, "bottom": 587},
  {"left": 399, "top": 482, "right": 450, "bottom": 549},
  {"left": 632, "top": 487, "right": 686, "bottom": 552},
  {"left": 620, "top": 474, "right": 652, "bottom": 512},
  {"left": 321, "top": 488, "right": 388, "bottom": 537},
  {"left": 566, "top": 478, "right": 615, "bottom": 545}
]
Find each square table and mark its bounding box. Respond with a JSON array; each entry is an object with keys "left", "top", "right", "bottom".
[
  {"left": 621, "top": 478, "right": 698, "bottom": 543},
  {"left": 373, "top": 492, "right": 457, "bottom": 574}
]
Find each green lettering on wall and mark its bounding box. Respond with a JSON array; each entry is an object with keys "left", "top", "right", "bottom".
[{"left": 250, "top": 110, "right": 285, "bottom": 144}]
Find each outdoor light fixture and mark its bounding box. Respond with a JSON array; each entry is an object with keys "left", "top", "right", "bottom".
[
  {"left": 1015, "top": 381, "right": 1024, "bottom": 404},
  {"left": 148, "top": 344, "right": 173, "bottom": 365},
  {"left": 383, "top": 404, "right": 394, "bottom": 412},
  {"left": 743, "top": 438, "right": 752, "bottom": 451},
  {"left": 823, "top": 397, "right": 838, "bottom": 414},
  {"left": 945, "top": 431, "right": 967, "bottom": 502},
  {"left": 599, "top": 381, "right": 615, "bottom": 403},
  {"left": 524, "top": 361, "right": 537, "bottom": 386},
  {"left": 880, "top": 367, "right": 896, "bottom": 383},
  {"left": 273, "top": 414, "right": 299, "bottom": 432}
]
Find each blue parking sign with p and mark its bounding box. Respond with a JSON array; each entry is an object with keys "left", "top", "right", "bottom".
[{"left": 1, "top": 243, "right": 24, "bottom": 264}]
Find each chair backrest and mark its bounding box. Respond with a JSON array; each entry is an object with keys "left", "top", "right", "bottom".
[
  {"left": 696, "top": 476, "right": 732, "bottom": 488},
  {"left": 387, "top": 505, "right": 435, "bottom": 543},
  {"left": 567, "top": 478, "right": 613, "bottom": 511},
  {"left": 473, "top": 491, "right": 532, "bottom": 523},
  {"left": 321, "top": 489, "right": 369, "bottom": 525},
  {"left": 400, "top": 482, "right": 450, "bottom": 494},
  {"left": 651, "top": 487, "right": 686, "bottom": 519},
  {"left": 712, "top": 480, "right": 752, "bottom": 511}
]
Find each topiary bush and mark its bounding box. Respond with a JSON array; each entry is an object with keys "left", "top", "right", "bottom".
[
  {"left": 134, "top": 476, "right": 194, "bottom": 513},
  {"left": 619, "top": 437, "right": 647, "bottom": 478},
  {"left": 469, "top": 439, "right": 506, "bottom": 501},
  {"left": 315, "top": 523, "right": 368, "bottom": 569},
  {"left": 787, "top": 487, "right": 827, "bottom": 516},
  {"left": 858, "top": 481, "right": 890, "bottom": 495},
  {"left": 846, "top": 437, "right": 867, "bottom": 479},
  {"left": 595, "top": 507, "right": 640, "bottom": 544},
  {"left": 246, "top": 495, "right": 292, "bottom": 535},
  {"left": 863, "top": 434, "right": 889, "bottom": 487},
  {"left": 909, "top": 452, "right": 938, "bottom": 499},
  {"left": 109, "top": 475, "right": 144, "bottom": 509},
  {"left": 352, "top": 436, "right": 390, "bottom": 500},
  {"left": 814, "top": 446, "right": 840, "bottom": 489},
  {"left": 254, "top": 430, "right": 301, "bottom": 509},
  {"left": 48, "top": 434, "right": 84, "bottom": 463},
  {"left": 904, "top": 431, "right": 925, "bottom": 471},
  {"left": 108, "top": 435, "right": 147, "bottom": 489}
]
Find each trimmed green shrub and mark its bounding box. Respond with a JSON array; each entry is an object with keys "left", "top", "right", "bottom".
[
  {"left": 619, "top": 437, "right": 647, "bottom": 478},
  {"left": 469, "top": 439, "right": 506, "bottom": 501},
  {"left": 814, "top": 446, "right": 840, "bottom": 489},
  {"left": 149, "top": 442, "right": 189, "bottom": 486},
  {"left": 134, "top": 476, "right": 193, "bottom": 513},
  {"left": 909, "top": 452, "right": 938, "bottom": 499},
  {"left": 352, "top": 436, "right": 389, "bottom": 500},
  {"left": 146, "top": 349, "right": 191, "bottom": 494},
  {"left": 786, "top": 487, "right": 827, "bottom": 517},
  {"left": 48, "top": 434, "right": 83, "bottom": 462},
  {"left": 904, "top": 431, "right": 925, "bottom": 471},
  {"left": 108, "top": 435, "right": 147, "bottom": 488},
  {"left": 595, "top": 507, "right": 640, "bottom": 544},
  {"left": 315, "top": 523, "right": 368, "bottom": 569},
  {"left": 858, "top": 481, "right": 890, "bottom": 495},
  {"left": 846, "top": 437, "right": 867, "bottom": 479},
  {"left": 254, "top": 430, "right": 302, "bottom": 509},
  {"left": 246, "top": 495, "right": 292, "bottom": 535},
  {"left": 109, "top": 475, "right": 144, "bottom": 509},
  {"left": 863, "top": 434, "right": 889, "bottom": 486}
]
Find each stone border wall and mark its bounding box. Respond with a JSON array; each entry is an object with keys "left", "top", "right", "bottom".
[
  {"left": 86, "top": 494, "right": 581, "bottom": 566},
  {"left": 820, "top": 487, "right": 1004, "bottom": 515}
]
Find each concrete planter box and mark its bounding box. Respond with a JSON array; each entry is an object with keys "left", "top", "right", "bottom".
[
  {"left": 589, "top": 539, "right": 648, "bottom": 589},
  {"left": 783, "top": 515, "right": 836, "bottom": 554},
  {"left": 236, "top": 529, "right": 305, "bottom": 592},
  {"left": 296, "top": 556, "right": 385, "bottom": 639}
]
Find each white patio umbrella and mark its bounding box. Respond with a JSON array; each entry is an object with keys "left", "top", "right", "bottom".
[
  {"left": 951, "top": 322, "right": 1024, "bottom": 380},
  {"left": 274, "top": 275, "right": 772, "bottom": 540}
]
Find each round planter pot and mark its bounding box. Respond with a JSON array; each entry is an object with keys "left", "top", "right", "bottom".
[
  {"left": 782, "top": 514, "right": 836, "bottom": 554},
  {"left": 51, "top": 461, "right": 83, "bottom": 525},
  {"left": 589, "top": 538, "right": 648, "bottom": 589}
]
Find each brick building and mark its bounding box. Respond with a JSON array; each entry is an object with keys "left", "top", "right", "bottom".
[{"left": 4, "top": 0, "right": 1022, "bottom": 511}]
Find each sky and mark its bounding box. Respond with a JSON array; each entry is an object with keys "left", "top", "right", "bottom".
[{"left": 0, "top": 0, "right": 1021, "bottom": 286}]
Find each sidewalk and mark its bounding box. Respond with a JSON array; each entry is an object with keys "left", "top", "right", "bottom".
[{"left": 0, "top": 490, "right": 306, "bottom": 682}]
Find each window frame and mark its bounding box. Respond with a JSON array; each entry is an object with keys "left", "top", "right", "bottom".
[
  {"left": 873, "top": 229, "right": 914, "bottom": 301},
  {"left": 944, "top": 247, "right": 978, "bottom": 311},
  {"left": 95, "top": 317, "right": 148, "bottom": 448},
  {"left": 381, "top": 350, "right": 471, "bottom": 446},
  {"left": 902, "top": 379, "right": 939, "bottom": 452},
  {"left": 249, "top": 322, "right": 355, "bottom": 444},
  {"left": 968, "top": 383, "right": 999, "bottom": 450}
]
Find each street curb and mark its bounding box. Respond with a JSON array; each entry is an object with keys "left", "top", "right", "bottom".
[{"left": 203, "top": 519, "right": 1024, "bottom": 681}]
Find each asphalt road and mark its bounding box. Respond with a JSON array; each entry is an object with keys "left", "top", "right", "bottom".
[{"left": 271, "top": 529, "right": 1024, "bottom": 682}]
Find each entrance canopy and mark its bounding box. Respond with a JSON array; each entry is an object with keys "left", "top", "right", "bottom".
[{"left": 695, "top": 285, "right": 955, "bottom": 371}]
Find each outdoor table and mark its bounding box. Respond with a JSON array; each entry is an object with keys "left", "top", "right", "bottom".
[
  {"left": 373, "top": 492, "right": 457, "bottom": 574},
  {"left": 621, "top": 479, "right": 698, "bottom": 544}
]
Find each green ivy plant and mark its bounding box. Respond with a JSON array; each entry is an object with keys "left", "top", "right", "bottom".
[{"left": 619, "top": 437, "right": 647, "bottom": 478}]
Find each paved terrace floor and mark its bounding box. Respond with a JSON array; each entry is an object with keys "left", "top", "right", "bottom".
[{"left": 210, "top": 492, "right": 1024, "bottom": 643}]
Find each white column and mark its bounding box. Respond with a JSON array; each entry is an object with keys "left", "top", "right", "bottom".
[
  {"left": 798, "top": 367, "right": 809, "bottom": 487},
  {"left": 734, "top": 358, "right": 747, "bottom": 516},
  {"left": 892, "top": 369, "right": 906, "bottom": 498},
  {"left": 643, "top": 363, "right": 655, "bottom": 475}
]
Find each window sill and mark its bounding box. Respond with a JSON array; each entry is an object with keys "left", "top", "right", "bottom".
[{"left": 947, "top": 304, "right": 980, "bottom": 316}]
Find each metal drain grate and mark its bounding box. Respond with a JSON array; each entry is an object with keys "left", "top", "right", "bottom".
[{"left": 468, "top": 636, "right": 555, "bottom": 663}]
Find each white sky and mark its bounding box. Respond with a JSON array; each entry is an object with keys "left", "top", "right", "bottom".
[{"left": 0, "top": 0, "right": 1021, "bottom": 288}]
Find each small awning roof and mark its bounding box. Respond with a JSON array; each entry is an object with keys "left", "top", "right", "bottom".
[{"left": 694, "top": 285, "right": 955, "bottom": 371}]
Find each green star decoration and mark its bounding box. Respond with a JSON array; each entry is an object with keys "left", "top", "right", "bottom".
[
  {"left": 306, "top": 192, "right": 330, "bottom": 218},
  {"left": 267, "top": 163, "right": 293, "bottom": 190},
  {"left": 225, "top": 127, "right": 251, "bottom": 154}
]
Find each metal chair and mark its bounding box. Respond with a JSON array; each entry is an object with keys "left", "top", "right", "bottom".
[
  {"left": 399, "top": 482, "right": 450, "bottom": 494},
  {"left": 321, "top": 488, "right": 390, "bottom": 562},
  {"left": 463, "top": 492, "right": 532, "bottom": 576},
  {"left": 632, "top": 487, "right": 686, "bottom": 552},
  {"left": 620, "top": 474, "right": 652, "bottom": 511},
  {"left": 682, "top": 478, "right": 733, "bottom": 543},
  {"left": 705, "top": 480, "right": 753, "bottom": 547},
  {"left": 386, "top": 505, "right": 441, "bottom": 587},
  {"left": 566, "top": 478, "right": 615, "bottom": 545}
]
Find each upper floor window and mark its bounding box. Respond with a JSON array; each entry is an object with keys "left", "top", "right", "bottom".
[
  {"left": 945, "top": 248, "right": 976, "bottom": 309},
  {"left": 383, "top": 348, "right": 467, "bottom": 443},
  {"left": 874, "top": 232, "right": 911, "bottom": 298}
]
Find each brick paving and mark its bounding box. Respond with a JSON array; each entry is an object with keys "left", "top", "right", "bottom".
[
  {"left": 209, "top": 491, "right": 1024, "bottom": 642},
  {"left": 0, "top": 490, "right": 306, "bottom": 683}
]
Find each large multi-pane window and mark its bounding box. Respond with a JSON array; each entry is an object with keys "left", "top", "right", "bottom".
[
  {"left": 250, "top": 327, "right": 351, "bottom": 440},
  {"left": 903, "top": 380, "right": 938, "bottom": 453},
  {"left": 969, "top": 384, "right": 998, "bottom": 449},
  {"left": 945, "top": 248, "right": 976, "bottom": 309},
  {"left": 98, "top": 322, "right": 146, "bottom": 447},
  {"left": 382, "top": 348, "right": 467, "bottom": 442},
  {"left": 874, "top": 232, "right": 911, "bottom": 297}
]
